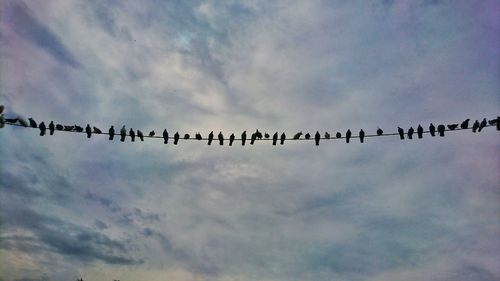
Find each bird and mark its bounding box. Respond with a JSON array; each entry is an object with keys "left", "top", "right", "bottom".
[
  {"left": 472, "top": 120, "right": 479, "bottom": 133},
  {"left": 85, "top": 124, "right": 92, "bottom": 138},
  {"left": 437, "top": 124, "right": 445, "bottom": 137},
  {"left": 429, "top": 123, "right": 436, "bottom": 137},
  {"left": 376, "top": 128, "right": 383, "bottom": 136},
  {"left": 4, "top": 117, "right": 18, "bottom": 123},
  {"left": 218, "top": 132, "right": 224, "bottom": 145},
  {"left": 304, "top": 133, "right": 311, "bottom": 140},
  {"left": 264, "top": 132, "right": 270, "bottom": 139},
  {"left": 137, "top": 130, "right": 144, "bottom": 141},
  {"left": 18, "top": 116, "right": 28, "bottom": 127},
  {"left": 293, "top": 132, "right": 302, "bottom": 139},
  {"left": 417, "top": 125, "right": 423, "bottom": 139},
  {"left": 28, "top": 118, "right": 37, "bottom": 128},
  {"left": 49, "top": 121, "right": 55, "bottom": 135},
  {"left": 398, "top": 127, "right": 405, "bottom": 140},
  {"left": 359, "top": 129, "right": 365, "bottom": 143},
  {"left": 93, "top": 127, "right": 102, "bottom": 134},
  {"left": 208, "top": 131, "right": 214, "bottom": 145},
  {"left": 39, "top": 122, "right": 46, "bottom": 136},
  {"left": 280, "top": 133, "right": 286, "bottom": 145},
  {"left": 345, "top": 129, "right": 351, "bottom": 143},
  {"left": 184, "top": 133, "right": 190, "bottom": 139},
  {"left": 229, "top": 133, "right": 235, "bottom": 146},
  {"left": 109, "top": 126, "right": 115, "bottom": 140},
  {"left": 241, "top": 131, "right": 247, "bottom": 146},
  {"left": 407, "top": 127, "right": 414, "bottom": 140},
  {"left": 335, "top": 132, "right": 341, "bottom": 138},
  {"left": 56, "top": 124, "right": 63, "bottom": 130},
  {"left": 250, "top": 132, "right": 257, "bottom": 145},
  {"left": 74, "top": 125, "right": 84, "bottom": 132},
  {"left": 489, "top": 116, "right": 500, "bottom": 130},
  {"left": 324, "top": 132, "right": 330, "bottom": 139},
  {"left": 120, "top": 126, "right": 126, "bottom": 142},
  {"left": 460, "top": 119, "right": 470, "bottom": 129},
  {"left": 272, "top": 132, "right": 278, "bottom": 146},
  {"left": 0, "top": 105, "right": 3, "bottom": 114},
  {"left": 447, "top": 124, "right": 458, "bottom": 130},
  {"left": 315, "top": 131, "right": 320, "bottom": 146},
  {"left": 255, "top": 130, "right": 263, "bottom": 139},
  {"left": 63, "top": 125, "right": 74, "bottom": 131},
  {"left": 174, "top": 132, "right": 180, "bottom": 144},
  {"left": 478, "top": 118, "right": 487, "bottom": 132},
  {"left": 195, "top": 132, "right": 202, "bottom": 140},
  {"left": 129, "top": 128, "right": 135, "bottom": 142},
  {"left": 163, "top": 129, "right": 169, "bottom": 144},
  {"left": 0, "top": 115, "right": 4, "bottom": 128},
  {"left": 149, "top": 130, "right": 155, "bottom": 137}
]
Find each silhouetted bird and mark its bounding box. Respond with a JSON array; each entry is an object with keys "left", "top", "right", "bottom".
[
  {"left": 314, "top": 131, "right": 320, "bottom": 146},
  {"left": 264, "top": 132, "right": 270, "bottom": 139},
  {"left": 218, "top": 132, "right": 224, "bottom": 145},
  {"left": 250, "top": 132, "right": 257, "bottom": 145},
  {"left": 149, "top": 130, "right": 155, "bottom": 137},
  {"left": 4, "top": 118, "right": 18, "bottom": 123},
  {"left": 241, "top": 131, "right": 247, "bottom": 146},
  {"left": 272, "top": 132, "right": 278, "bottom": 146},
  {"left": 407, "top": 127, "right": 414, "bottom": 139},
  {"left": 0, "top": 105, "right": 3, "bottom": 114},
  {"left": 478, "top": 118, "right": 487, "bottom": 132},
  {"left": 74, "top": 125, "right": 84, "bottom": 132},
  {"left": 56, "top": 124, "right": 63, "bottom": 130},
  {"left": 229, "top": 133, "right": 235, "bottom": 146},
  {"left": 93, "top": 127, "right": 102, "bottom": 134},
  {"left": 137, "top": 130, "right": 144, "bottom": 141},
  {"left": 208, "top": 131, "right": 214, "bottom": 145},
  {"left": 447, "top": 124, "right": 458, "bottom": 130},
  {"left": 417, "top": 125, "right": 423, "bottom": 139},
  {"left": 129, "top": 128, "right": 135, "bottom": 142},
  {"left": 437, "top": 124, "right": 445, "bottom": 137},
  {"left": 18, "top": 116, "right": 28, "bottom": 127},
  {"left": 305, "top": 133, "right": 311, "bottom": 140},
  {"left": 489, "top": 116, "right": 500, "bottom": 130},
  {"left": 359, "top": 129, "right": 365, "bottom": 143},
  {"left": 109, "top": 126, "right": 115, "bottom": 140},
  {"left": 163, "top": 129, "right": 169, "bottom": 144},
  {"left": 39, "top": 122, "right": 46, "bottom": 136},
  {"left": 280, "top": 132, "right": 286, "bottom": 145},
  {"left": 293, "top": 132, "right": 302, "bottom": 139},
  {"left": 49, "top": 121, "right": 55, "bottom": 135},
  {"left": 28, "top": 118, "right": 37, "bottom": 128},
  {"left": 398, "top": 127, "right": 405, "bottom": 140},
  {"left": 472, "top": 120, "right": 479, "bottom": 133},
  {"left": 174, "top": 132, "right": 180, "bottom": 144},
  {"left": 184, "top": 133, "right": 190, "bottom": 139},
  {"left": 256, "top": 130, "right": 263, "bottom": 139},
  {"left": 63, "top": 125, "right": 74, "bottom": 131},
  {"left": 345, "top": 129, "right": 351, "bottom": 143},
  {"left": 460, "top": 119, "right": 470, "bottom": 129},
  {"left": 324, "top": 132, "right": 330, "bottom": 139},
  {"left": 120, "top": 126, "right": 126, "bottom": 142},
  {"left": 336, "top": 132, "right": 341, "bottom": 138},
  {"left": 195, "top": 132, "right": 202, "bottom": 140},
  {"left": 85, "top": 124, "right": 92, "bottom": 138},
  {"left": 376, "top": 128, "right": 383, "bottom": 136},
  {"left": 429, "top": 123, "right": 436, "bottom": 136},
  {"left": 0, "top": 115, "right": 4, "bottom": 128}
]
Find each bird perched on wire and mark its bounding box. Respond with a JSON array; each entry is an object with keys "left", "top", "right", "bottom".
[
  {"left": 359, "top": 129, "right": 365, "bottom": 143},
  {"left": 472, "top": 120, "right": 479, "bottom": 133},
  {"left": 280, "top": 132, "right": 286, "bottom": 145},
  {"left": 229, "top": 133, "right": 235, "bottom": 146},
  {"left": 56, "top": 124, "right": 63, "bottom": 130},
  {"left": 429, "top": 123, "right": 436, "bottom": 137},
  {"left": 0, "top": 105, "right": 3, "bottom": 114},
  {"left": 49, "top": 121, "right": 55, "bottom": 135},
  {"left": 377, "top": 128, "right": 383, "bottom": 136},
  {"left": 195, "top": 132, "right": 202, "bottom": 141},
  {"left": 63, "top": 125, "right": 74, "bottom": 131},
  {"left": 109, "top": 126, "right": 115, "bottom": 140},
  {"left": 315, "top": 131, "right": 320, "bottom": 146},
  {"left": 255, "top": 130, "right": 263, "bottom": 140},
  {"left": 208, "top": 131, "right": 214, "bottom": 145},
  {"left": 417, "top": 125, "right": 423, "bottom": 139},
  {"left": 305, "top": 133, "right": 311, "bottom": 140},
  {"left": 4, "top": 117, "right": 18, "bottom": 124},
  {"left": 184, "top": 133, "right": 190, "bottom": 139},
  {"left": 163, "top": 129, "right": 169, "bottom": 144},
  {"left": 39, "top": 122, "right": 46, "bottom": 136},
  {"left": 272, "top": 132, "right": 278, "bottom": 146},
  {"left": 447, "top": 124, "right": 458, "bottom": 130},
  {"left": 149, "top": 130, "right": 155, "bottom": 137},
  {"left": 398, "top": 127, "right": 405, "bottom": 140},
  {"left": 120, "top": 126, "right": 126, "bottom": 142},
  {"left": 250, "top": 132, "right": 257, "bottom": 145},
  {"left": 93, "top": 127, "right": 102, "bottom": 134},
  {"left": 437, "top": 124, "right": 445, "bottom": 137},
  {"left": 489, "top": 116, "right": 499, "bottom": 130},
  {"left": 407, "top": 127, "right": 414, "bottom": 139},
  {"left": 137, "top": 130, "right": 144, "bottom": 141},
  {"left": 336, "top": 132, "right": 341, "bottom": 138},
  {"left": 129, "top": 128, "right": 135, "bottom": 142},
  {"left": 218, "top": 132, "right": 224, "bottom": 145},
  {"left": 241, "top": 131, "right": 247, "bottom": 146},
  {"left": 345, "top": 129, "right": 351, "bottom": 143},
  {"left": 85, "top": 124, "right": 92, "bottom": 138},
  {"left": 28, "top": 118, "right": 37, "bottom": 128},
  {"left": 460, "top": 119, "right": 470, "bottom": 129},
  {"left": 478, "top": 118, "right": 487, "bottom": 132},
  {"left": 174, "top": 132, "right": 180, "bottom": 145},
  {"left": 74, "top": 125, "right": 84, "bottom": 132},
  {"left": 324, "top": 132, "right": 330, "bottom": 139},
  {"left": 293, "top": 132, "right": 302, "bottom": 140},
  {"left": 264, "top": 132, "right": 270, "bottom": 139}
]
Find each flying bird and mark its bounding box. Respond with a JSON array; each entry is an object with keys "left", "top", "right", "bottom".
[
  {"left": 447, "top": 124, "right": 458, "bottom": 130},
  {"left": 93, "top": 127, "right": 102, "bottom": 134},
  {"left": 359, "top": 129, "right": 365, "bottom": 143},
  {"left": 417, "top": 125, "right": 423, "bottom": 139},
  {"left": 280, "top": 133, "right": 286, "bottom": 145},
  {"left": 324, "top": 132, "right": 330, "bottom": 139},
  {"left": 39, "top": 122, "right": 46, "bottom": 136},
  {"left": 407, "top": 127, "right": 414, "bottom": 139},
  {"left": 195, "top": 132, "right": 202, "bottom": 140},
  {"left": 149, "top": 130, "right": 155, "bottom": 137},
  {"left": 208, "top": 131, "right": 214, "bottom": 145},
  {"left": 129, "top": 128, "right": 135, "bottom": 142},
  {"left": 109, "top": 126, "right": 115, "bottom": 140},
  {"left": 429, "top": 123, "right": 436, "bottom": 137},
  {"left": 85, "top": 124, "right": 92, "bottom": 138},
  {"left": 478, "top": 118, "right": 487, "bottom": 132},
  {"left": 272, "top": 132, "right": 278, "bottom": 146},
  {"left": 229, "top": 133, "right": 235, "bottom": 146},
  {"left": 218, "top": 132, "right": 224, "bottom": 145},
  {"left": 241, "top": 131, "right": 247, "bottom": 146},
  {"left": 137, "top": 130, "right": 144, "bottom": 141},
  {"left": 345, "top": 129, "right": 351, "bottom": 143},
  {"left": 335, "top": 132, "right": 341, "bottom": 138},
  {"left": 56, "top": 124, "right": 63, "bottom": 130},
  {"left": 184, "top": 133, "right": 190, "bottom": 139},
  {"left": 460, "top": 119, "right": 470, "bottom": 129},
  {"left": 398, "top": 127, "right": 405, "bottom": 140},
  {"left": 120, "top": 126, "right": 126, "bottom": 142},
  {"left": 293, "top": 132, "right": 302, "bottom": 139},
  {"left": 163, "top": 129, "right": 169, "bottom": 144},
  {"left": 376, "top": 128, "right": 383, "bottom": 136},
  {"left": 174, "top": 132, "right": 180, "bottom": 144},
  {"left": 315, "top": 131, "right": 320, "bottom": 146},
  {"left": 472, "top": 120, "right": 479, "bottom": 133},
  {"left": 437, "top": 124, "right": 445, "bottom": 137},
  {"left": 28, "top": 118, "right": 37, "bottom": 128},
  {"left": 49, "top": 121, "right": 55, "bottom": 135},
  {"left": 304, "top": 133, "right": 311, "bottom": 140}
]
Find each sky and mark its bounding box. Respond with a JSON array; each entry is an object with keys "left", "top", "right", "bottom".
[{"left": 0, "top": 0, "right": 499, "bottom": 280}]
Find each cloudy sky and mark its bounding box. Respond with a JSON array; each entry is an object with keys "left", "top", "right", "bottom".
[{"left": 0, "top": 0, "right": 499, "bottom": 280}]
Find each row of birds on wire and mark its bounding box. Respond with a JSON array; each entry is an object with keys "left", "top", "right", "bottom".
[{"left": 1, "top": 106, "right": 498, "bottom": 146}]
